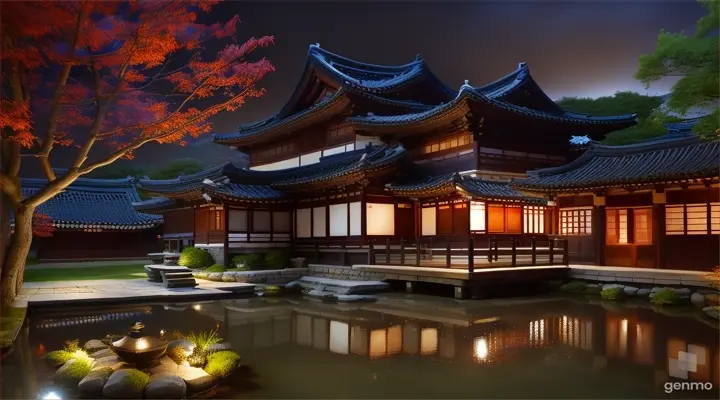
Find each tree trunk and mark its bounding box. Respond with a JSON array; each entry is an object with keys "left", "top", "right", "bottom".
[
  {"left": 0, "top": 192, "right": 9, "bottom": 278},
  {"left": 1, "top": 207, "right": 33, "bottom": 306}
]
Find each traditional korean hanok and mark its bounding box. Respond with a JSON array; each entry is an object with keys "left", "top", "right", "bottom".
[
  {"left": 18, "top": 176, "right": 163, "bottom": 261},
  {"left": 513, "top": 123, "right": 719, "bottom": 271},
  {"left": 136, "top": 44, "right": 637, "bottom": 267}
]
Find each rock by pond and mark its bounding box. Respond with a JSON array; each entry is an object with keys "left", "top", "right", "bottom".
[
  {"left": 102, "top": 369, "right": 150, "bottom": 399},
  {"left": 78, "top": 367, "right": 113, "bottom": 398},
  {"left": 145, "top": 372, "right": 187, "bottom": 399}
]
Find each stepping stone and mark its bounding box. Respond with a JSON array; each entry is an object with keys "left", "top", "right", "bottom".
[{"left": 176, "top": 365, "right": 214, "bottom": 393}]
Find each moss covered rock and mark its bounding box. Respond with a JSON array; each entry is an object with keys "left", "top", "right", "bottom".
[
  {"left": 78, "top": 367, "right": 113, "bottom": 397},
  {"left": 600, "top": 287, "right": 625, "bottom": 301},
  {"left": 560, "top": 281, "right": 587, "bottom": 293},
  {"left": 55, "top": 357, "right": 93, "bottom": 387},
  {"left": 650, "top": 289, "right": 681, "bottom": 305},
  {"left": 204, "top": 350, "right": 241, "bottom": 378},
  {"left": 102, "top": 369, "right": 150, "bottom": 399}
]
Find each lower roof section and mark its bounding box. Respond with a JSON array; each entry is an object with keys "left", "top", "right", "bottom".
[
  {"left": 514, "top": 135, "right": 720, "bottom": 193},
  {"left": 19, "top": 177, "right": 162, "bottom": 230},
  {"left": 385, "top": 172, "right": 547, "bottom": 204}
]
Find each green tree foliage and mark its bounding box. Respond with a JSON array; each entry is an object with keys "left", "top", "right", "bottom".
[
  {"left": 635, "top": 0, "right": 719, "bottom": 138},
  {"left": 556, "top": 92, "right": 670, "bottom": 145}
]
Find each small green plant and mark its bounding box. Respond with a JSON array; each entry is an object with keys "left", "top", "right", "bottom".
[
  {"left": 232, "top": 254, "right": 263, "bottom": 270},
  {"left": 600, "top": 287, "right": 624, "bottom": 301},
  {"left": 46, "top": 350, "right": 73, "bottom": 366},
  {"left": 64, "top": 339, "right": 80, "bottom": 353},
  {"left": 178, "top": 246, "right": 214, "bottom": 269},
  {"left": 204, "top": 264, "right": 226, "bottom": 273},
  {"left": 204, "top": 350, "right": 241, "bottom": 378},
  {"left": 166, "top": 346, "right": 187, "bottom": 365},
  {"left": 264, "top": 250, "right": 289, "bottom": 270},
  {"left": 560, "top": 281, "right": 587, "bottom": 293},
  {"left": 175, "top": 330, "right": 223, "bottom": 354},
  {"left": 187, "top": 351, "right": 207, "bottom": 368},
  {"left": 651, "top": 289, "right": 681, "bottom": 305}
]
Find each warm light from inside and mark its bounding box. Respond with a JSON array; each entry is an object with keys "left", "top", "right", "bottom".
[
  {"left": 420, "top": 328, "right": 438, "bottom": 355},
  {"left": 43, "top": 392, "right": 62, "bottom": 400},
  {"left": 474, "top": 337, "right": 489, "bottom": 362}
]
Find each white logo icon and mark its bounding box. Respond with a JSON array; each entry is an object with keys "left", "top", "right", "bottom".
[{"left": 669, "top": 345, "right": 706, "bottom": 380}]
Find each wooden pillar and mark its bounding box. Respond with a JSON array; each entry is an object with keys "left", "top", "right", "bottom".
[
  {"left": 223, "top": 205, "right": 229, "bottom": 267},
  {"left": 269, "top": 205, "right": 274, "bottom": 243},
  {"left": 325, "top": 194, "right": 330, "bottom": 247},
  {"left": 652, "top": 189, "right": 666, "bottom": 269},
  {"left": 192, "top": 207, "right": 196, "bottom": 242},
  {"left": 593, "top": 194, "right": 606, "bottom": 266},
  {"left": 247, "top": 207, "right": 253, "bottom": 243},
  {"left": 360, "top": 187, "right": 367, "bottom": 244},
  {"left": 467, "top": 236, "right": 474, "bottom": 273}
]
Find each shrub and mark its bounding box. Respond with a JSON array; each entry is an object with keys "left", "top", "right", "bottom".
[
  {"left": 560, "top": 281, "right": 587, "bottom": 293},
  {"left": 232, "top": 254, "right": 263, "bottom": 270},
  {"left": 178, "top": 247, "right": 214, "bottom": 269},
  {"left": 650, "top": 289, "right": 681, "bottom": 305},
  {"left": 204, "top": 351, "right": 241, "bottom": 378},
  {"left": 600, "top": 287, "right": 624, "bottom": 301},
  {"left": 264, "top": 250, "right": 289, "bottom": 270},
  {"left": 64, "top": 339, "right": 80, "bottom": 353},
  {"left": 204, "top": 264, "right": 226, "bottom": 273}
]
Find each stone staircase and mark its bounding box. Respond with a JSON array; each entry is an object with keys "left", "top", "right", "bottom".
[{"left": 161, "top": 271, "right": 198, "bottom": 289}]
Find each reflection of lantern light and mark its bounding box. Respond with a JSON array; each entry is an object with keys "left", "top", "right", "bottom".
[
  {"left": 474, "top": 337, "right": 489, "bottom": 362},
  {"left": 160, "top": 329, "right": 166, "bottom": 337},
  {"left": 43, "top": 392, "right": 62, "bottom": 400},
  {"left": 193, "top": 304, "right": 202, "bottom": 311},
  {"left": 420, "top": 328, "right": 438, "bottom": 356},
  {"left": 135, "top": 338, "right": 149, "bottom": 350}
]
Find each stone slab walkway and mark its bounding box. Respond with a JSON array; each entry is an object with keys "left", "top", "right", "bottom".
[
  {"left": 17, "top": 278, "right": 255, "bottom": 307},
  {"left": 26, "top": 259, "right": 147, "bottom": 270}
]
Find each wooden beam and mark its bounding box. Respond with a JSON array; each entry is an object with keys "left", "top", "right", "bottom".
[{"left": 223, "top": 205, "right": 229, "bottom": 267}]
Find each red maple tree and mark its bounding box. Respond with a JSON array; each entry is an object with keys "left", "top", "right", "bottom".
[{"left": 0, "top": 0, "right": 274, "bottom": 304}]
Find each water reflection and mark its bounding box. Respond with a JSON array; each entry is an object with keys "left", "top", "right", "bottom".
[{"left": 5, "top": 296, "right": 720, "bottom": 399}]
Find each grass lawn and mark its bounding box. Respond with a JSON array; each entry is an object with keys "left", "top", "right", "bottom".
[{"left": 23, "top": 264, "right": 147, "bottom": 282}]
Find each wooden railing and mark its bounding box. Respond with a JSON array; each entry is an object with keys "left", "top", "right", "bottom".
[
  {"left": 365, "top": 236, "right": 569, "bottom": 272},
  {"left": 291, "top": 236, "right": 569, "bottom": 272}
]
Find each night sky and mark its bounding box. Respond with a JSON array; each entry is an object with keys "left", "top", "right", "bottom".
[{"left": 28, "top": 0, "right": 707, "bottom": 177}]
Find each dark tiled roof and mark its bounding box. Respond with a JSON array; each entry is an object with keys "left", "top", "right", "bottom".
[
  {"left": 213, "top": 89, "right": 351, "bottom": 144},
  {"left": 132, "top": 196, "right": 176, "bottom": 213},
  {"left": 202, "top": 181, "right": 289, "bottom": 203},
  {"left": 457, "top": 176, "right": 547, "bottom": 204},
  {"left": 386, "top": 172, "right": 546, "bottom": 204},
  {"left": 136, "top": 164, "right": 226, "bottom": 194},
  {"left": 20, "top": 177, "right": 162, "bottom": 230},
  {"left": 514, "top": 135, "right": 720, "bottom": 191},
  {"left": 225, "top": 144, "right": 406, "bottom": 189},
  {"left": 348, "top": 84, "right": 637, "bottom": 128}
]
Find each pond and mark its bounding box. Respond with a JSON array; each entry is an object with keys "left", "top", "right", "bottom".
[{"left": 2, "top": 294, "right": 719, "bottom": 399}]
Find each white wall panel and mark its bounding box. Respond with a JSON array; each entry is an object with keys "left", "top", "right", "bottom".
[
  {"left": 228, "top": 210, "right": 248, "bottom": 232},
  {"left": 296, "top": 208, "right": 311, "bottom": 238},
  {"left": 329, "top": 203, "right": 348, "bottom": 237},
  {"left": 349, "top": 202, "right": 362, "bottom": 236},
  {"left": 312, "top": 206, "right": 327, "bottom": 237},
  {"left": 366, "top": 203, "right": 394, "bottom": 236},
  {"left": 421, "top": 207, "right": 437, "bottom": 236}
]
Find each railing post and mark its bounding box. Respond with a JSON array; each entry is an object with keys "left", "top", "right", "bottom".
[
  {"left": 494, "top": 236, "right": 499, "bottom": 261},
  {"left": 445, "top": 236, "right": 451, "bottom": 268},
  {"left": 488, "top": 236, "right": 493, "bottom": 263},
  {"left": 400, "top": 238, "right": 406, "bottom": 265},
  {"left": 415, "top": 238, "right": 421, "bottom": 267},
  {"left": 511, "top": 237, "right": 517, "bottom": 267},
  {"left": 315, "top": 244, "right": 320, "bottom": 263},
  {"left": 342, "top": 243, "right": 348, "bottom": 266},
  {"left": 368, "top": 240, "right": 375, "bottom": 265},
  {"left": 531, "top": 237, "right": 537, "bottom": 266},
  {"left": 563, "top": 238, "right": 570, "bottom": 266},
  {"left": 385, "top": 237, "right": 391, "bottom": 264},
  {"left": 549, "top": 238, "right": 555, "bottom": 265},
  {"left": 468, "top": 236, "right": 475, "bottom": 273}
]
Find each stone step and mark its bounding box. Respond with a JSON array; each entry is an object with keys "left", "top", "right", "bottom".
[{"left": 163, "top": 278, "right": 198, "bottom": 288}]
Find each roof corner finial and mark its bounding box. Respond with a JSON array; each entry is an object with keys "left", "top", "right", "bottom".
[
  {"left": 315, "top": 42, "right": 320, "bottom": 48},
  {"left": 464, "top": 79, "right": 470, "bottom": 86},
  {"left": 415, "top": 53, "right": 422, "bottom": 61},
  {"left": 518, "top": 61, "right": 527, "bottom": 69}
]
